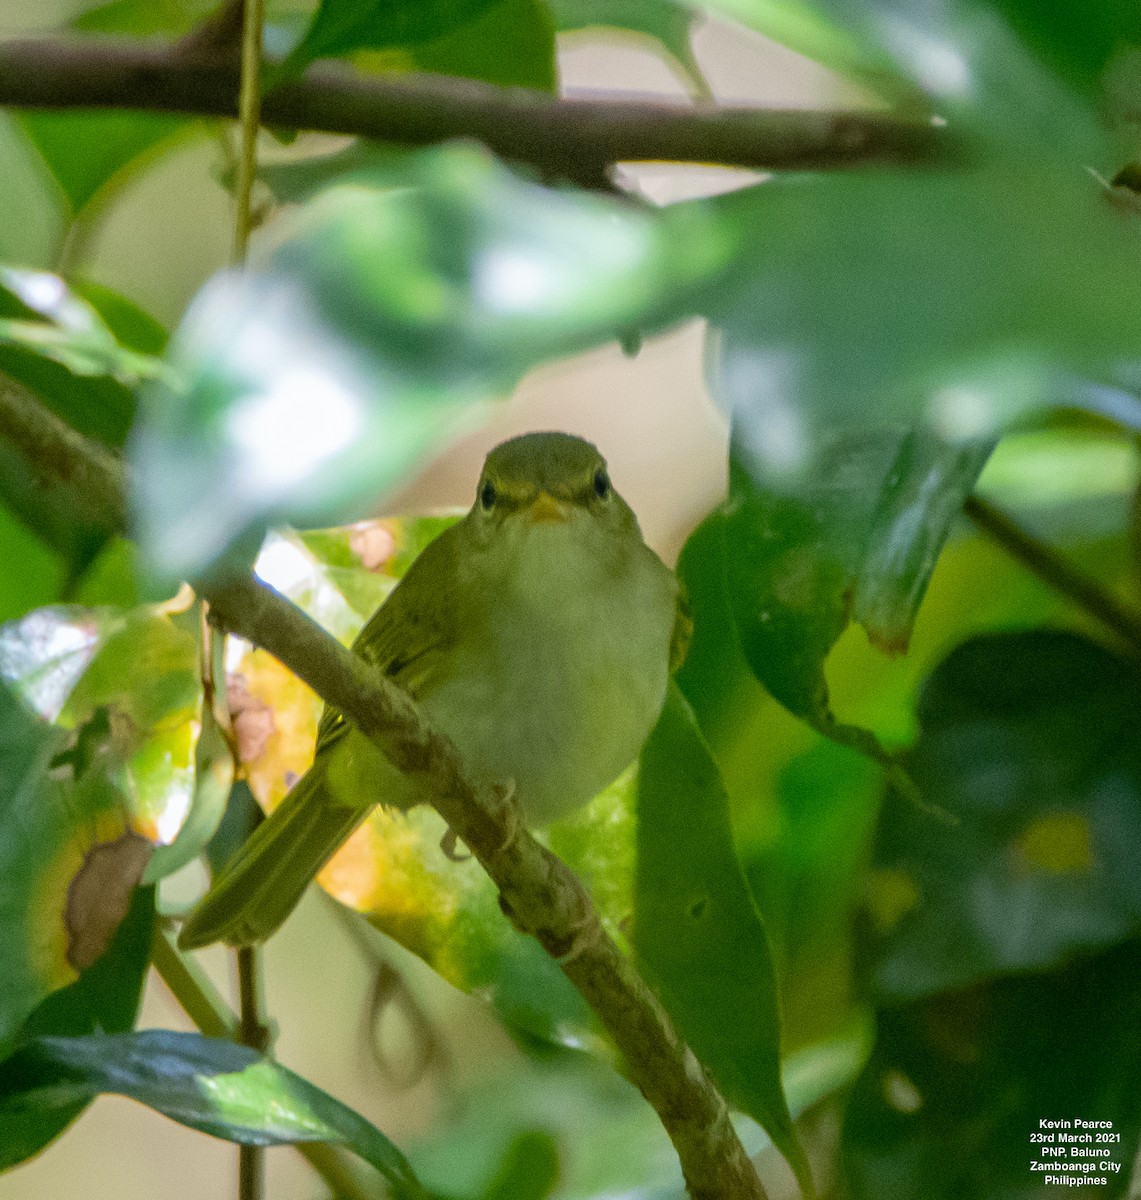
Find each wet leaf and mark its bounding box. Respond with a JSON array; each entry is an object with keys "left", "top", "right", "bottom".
[
  {"left": 130, "top": 143, "right": 728, "bottom": 584},
  {"left": 869, "top": 630, "right": 1141, "bottom": 1001},
  {"left": 0, "top": 1029, "right": 426, "bottom": 1193},
  {"left": 635, "top": 687, "right": 813, "bottom": 1196}
]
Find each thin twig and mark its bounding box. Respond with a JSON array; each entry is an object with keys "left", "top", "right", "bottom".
[
  {"left": 152, "top": 924, "right": 239, "bottom": 1040},
  {"left": 230, "top": 7, "right": 270, "bottom": 1196},
  {"left": 0, "top": 36, "right": 957, "bottom": 186},
  {"left": 0, "top": 372, "right": 769, "bottom": 1200},
  {"left": 232, "top": 0, "right": 264, "bottom": 266},
  {"left": 964, "top": 495, "right": 1141, "bottom": 655},
  {"left": 152, "top": 922, "right": 380, "bottom": 1200}
]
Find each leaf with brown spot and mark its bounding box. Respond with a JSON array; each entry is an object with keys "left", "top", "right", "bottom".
[{"left": 65, "top": 832, "right": 152, "bottom": 972}]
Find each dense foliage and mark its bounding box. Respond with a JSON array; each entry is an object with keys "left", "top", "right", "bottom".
[{"left": 1, "top": 0, "right": 1140, "bottom": 1197}]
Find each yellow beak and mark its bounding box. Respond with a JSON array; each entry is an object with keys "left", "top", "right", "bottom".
[{"left": 527, "top": 491, "right": 569, "bottom": 523}]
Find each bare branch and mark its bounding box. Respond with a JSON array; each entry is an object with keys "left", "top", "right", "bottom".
[
  {"left": 0, "top": 36, "right": 956, "bottom": 185},
  {"left": 0, "top": 371, "right": 769, "bottom": 1200}
]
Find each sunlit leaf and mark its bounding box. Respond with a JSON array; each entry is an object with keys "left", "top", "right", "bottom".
[
  {"left": 869, "top": 630, "right": 1141, "bottom": 1000},
  {"left": 844, "top": 938, "right": 1141, "bottom": 1200},
  {"left": 635, "top": 687, "right": 813, "bottom": 1196},
  {"left": 0, "top": 886, "right": 153, "bottom": 1166},
  {"left": 131, "top": 143, "right": 728, "bottom": 584},
  {"left": 0, "top": 1029, "right": 426, "bottom": 1193},
  {"left": 0, "top": 602, "right": 213, "bottom": 891}
]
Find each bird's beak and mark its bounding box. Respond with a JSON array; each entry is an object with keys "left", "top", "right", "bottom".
[{"left": 527, "top": 491, "right": 570, "bottom": 523}]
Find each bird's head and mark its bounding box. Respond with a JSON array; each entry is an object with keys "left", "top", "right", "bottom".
[{"left": 471, "top": 432, "right": 641, "bottom": 548}]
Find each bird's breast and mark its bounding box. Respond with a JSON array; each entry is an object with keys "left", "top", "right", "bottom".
[{"left": 423, "top": 534, "right": 676, "bottom": 825}]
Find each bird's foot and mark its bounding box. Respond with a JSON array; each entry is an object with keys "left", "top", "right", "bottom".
[
  {"left": 491, "top": 778, "right": 521, "bottom": 854},
  {"left": 439, "top": 827, "right": 471, "bottom": 862},
  {"left": 555, "top": 909, "right": 605, "bottom": 965}
]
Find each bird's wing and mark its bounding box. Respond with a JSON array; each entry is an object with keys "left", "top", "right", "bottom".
[{"left": 314, "top": 519, "right": 465, "bottom": 755}]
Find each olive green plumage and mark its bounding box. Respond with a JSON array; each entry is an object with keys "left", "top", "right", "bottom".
[{"left": 180, "top": 431, "right": 683, "bottom": 949}]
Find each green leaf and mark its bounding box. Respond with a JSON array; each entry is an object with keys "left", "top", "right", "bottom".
[
  {"left": 400, "top": 0, "right": 556, "bottom": 92},
  {"left": 0, "top": 115, "right": 64, "bottom": 267},
  {"left": 710, "top": 159, "right": 1141, "bottom": 461},
  {"left": 691, "top": 0, "right": 916, "bottom": 107},
  {"left": 868, "top": 630, "right": 1141, "bottom": 1001},
  {"left": 0, "top": 600, "right": 212, "bottom": 896},
  {"left": 71, "top": 0, "right": 210, "bottom": 36},
  {"left": 277, "top": 0, "right": 501, "bottom": 80},
  {"left": 984, "top": 0, "right": 1141, "bottom": 99},
  {"left": 0, "top": 1029, "right": 426, "bottom": 1192},
  {"left": 480, "top": 1130, "right": 560, "bottom": 1200},
  {"left": 0, "top": 886, "right": 154, "bottom": 1167},
  {"left": 0, "top": 680, "right": 72, "bottom": 1057},
  {"left": 0, "top": 505, "right": 64, "bottom": 625},
  {"left": 635, "top": 686, "right": 813, "bottom": 1197},
  {"left": 550, "top": 0, "right": 706, "bottom": 92},
  {"left": 844, "top": 938, "right": 1141, "bottom": 1200},
  {"left": 131, "top": 143, "right": 728, "bottom": 584},
  {"left": 0, "top": 268, "right": 169, "bottom": 388},
  {"left": 722, "top": 430, "right": 992, "bottom": 754},
  {"left": 18, "top": 111, "right": 188, "bottom": 218}
]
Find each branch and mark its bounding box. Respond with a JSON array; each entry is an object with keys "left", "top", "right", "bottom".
[
  {"left": 964, "top": 495, "right": 1141, "bottom": 655},
  {"left": 0, "top": 36, "right": 956, "bottom": 185},
  {"left": 0, "top": 371, "right": 769, "bottom": 1200}
]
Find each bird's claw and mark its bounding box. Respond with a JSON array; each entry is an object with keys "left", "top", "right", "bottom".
[
  {"left": 555, "top": 910, "right": 604, "bottom": 964},
  {"left": 440, "top": 827, "right": 471, "bottom": 862},
  {"left": 492, "top": 778, "right": 521, "bottom": 854},
  {"left": 439, "top": 778, "right": 519, "bottom": 862}
]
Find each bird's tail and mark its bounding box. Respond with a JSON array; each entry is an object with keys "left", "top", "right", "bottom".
[{"left": 178, "top": 761, "right": 370, "bottom": 949}]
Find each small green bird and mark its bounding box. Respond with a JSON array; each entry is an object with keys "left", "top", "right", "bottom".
[{"left": 180, "top": 431, "right": 685, "bottom": 949}]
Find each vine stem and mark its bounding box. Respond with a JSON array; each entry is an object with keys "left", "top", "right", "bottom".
[
  {"left": 232, "top": 0, "right": 265, "bottom": 266},
  {"left": 0, "top": 373, "right": 769, "bottom": 1200},
  {"left": 230, "top": 4, "right": 271, "bottom": 1198},
  {"left": 150, "top": 925, "right": 381, "bottom": 1200},
  {"left": 963, "top": 495, "right": 1141, "bottom": 654}
]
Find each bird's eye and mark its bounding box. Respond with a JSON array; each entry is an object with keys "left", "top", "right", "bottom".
[
  {"left": 593, "top": 469, "right": 611, "bottom": 500},
  {"left": 479, "top": 480, "right": 497, "bottom": 510}
]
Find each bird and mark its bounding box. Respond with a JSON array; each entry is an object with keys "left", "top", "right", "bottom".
[{"left": 179, "top": 431, "right": 687, "bottom": 949}]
